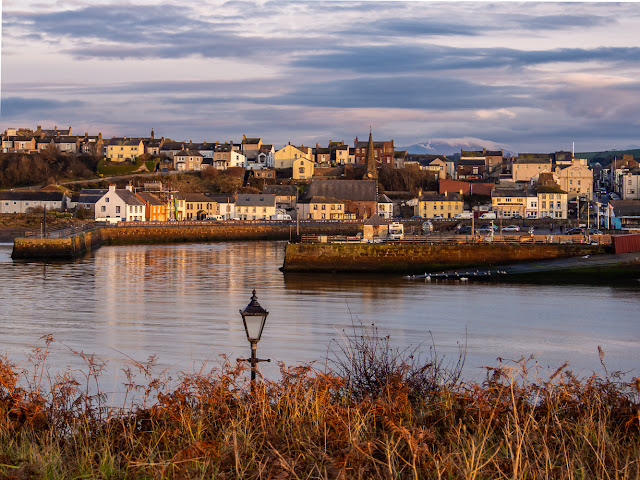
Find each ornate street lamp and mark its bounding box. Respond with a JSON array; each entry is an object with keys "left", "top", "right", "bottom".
[{"left": 239, "top": 289, "right": 270, "bottom": 384}]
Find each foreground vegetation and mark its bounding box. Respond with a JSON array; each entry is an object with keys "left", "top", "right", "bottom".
[{"left": 0, "top": 332, "right": 638, "bottom": 479}]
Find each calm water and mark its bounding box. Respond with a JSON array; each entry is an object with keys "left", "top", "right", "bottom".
[{"left": 0, "top": 241, "right": 638, "bottom": 396}]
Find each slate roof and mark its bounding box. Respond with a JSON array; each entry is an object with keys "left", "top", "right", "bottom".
[
  {"left": 419, "top": 192, "right": 463, "bottom": 202},
  {"left": 136, "top": 192, "right": 164, "bottom": 206},
  {"left": 263, "top": 184, "right": 297, "bottom": 196},
  {"left": 0, "top": 191, "right": 66, "bottom": 201},
  {"left": 78, "top": 189, "right": 108, "bottom": 205},
  {"left": 205, "top": 194, "right": 235, "bottom": 203},
  {"left": 299, "top": 196, "right": 343, "bottom": 204},
  {"left": 115, "top": 189, "right": 145, "bottom": 206},
  {"left": 236, "top": 194, "right": 276, "bottom": 207},
  {"left": 458, "top": 159, "right": 485, "bottom": 166},
  {"left": 181, "top": 193, "right": 211, "bottom": 203},
  {"left": 175, "top": 150, "right": 203, "bottom": 158},
  {"left": 377, "top": 194, "right": 393, "bottom": 203},
  {"left": 610, "top": 200, "right": 640, "bottom": 217},
  {"left": 303, "top": 180, "right": 377, "bottom": 202},
  {"left": 492, "top": 188, "right": 528, "bottom": 197},
  {"left": 364, "top": 214, "right": 386, "bottom": 226}
]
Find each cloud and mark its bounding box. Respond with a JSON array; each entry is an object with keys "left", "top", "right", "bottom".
[
  {"left": 255, "top": 76, "right": 532, "bottom": 110},
  {"left": 1, "top": 97, "right": 84, "bottom": 117}
]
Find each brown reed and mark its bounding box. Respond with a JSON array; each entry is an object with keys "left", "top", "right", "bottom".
[{"left": 0, "top": 331, "right": 638, "bottom": 479}]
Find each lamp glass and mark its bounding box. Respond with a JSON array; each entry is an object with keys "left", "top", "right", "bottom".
[{"left": 243, "top": 313, "right": 267, "bottom": 342}]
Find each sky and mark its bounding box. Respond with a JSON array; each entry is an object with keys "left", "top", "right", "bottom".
[{"left": 2, "top": 0, "right": 640, "bottom": 153}]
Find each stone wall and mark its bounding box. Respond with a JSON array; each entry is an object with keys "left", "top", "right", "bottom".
[
  {"left": 100, "top": 223, "right": 361, "bottom": 245},
  {"left": 282, "top": 242, "right": 611, "bottom": 274},
  {"left": 12, "top": 229, "right": 103, "bottom": 260}
]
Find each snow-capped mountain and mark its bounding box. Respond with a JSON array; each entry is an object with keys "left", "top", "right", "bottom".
[{"left": 401, "top": 138, "right": 509, "bottom": 156}]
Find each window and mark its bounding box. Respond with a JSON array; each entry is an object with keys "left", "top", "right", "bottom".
[
  {"left": 321, "top": 214, "right": 326, "bottom": 219},
  {"left": 101, "top": 206, "right": 106, "bottom": 212},
  {"left": 331, "top": 205, "right": 335, "bottom": 210},
  {"left": 299, "top": 167, "right": 304, "bottom": 173},
  {"left": 313, "top": 205, "right": 318, "bottom": 210},
  {"left": 105, "top": 198, "right": 109, "bottom": 203},
  {"left": 322, "top": 205, "right": 326, "bottom": 210},
  {"left": 542, "top": 201, "right": 546, "bottom": 208},
  {"left": 557, "top": 201, "right": 561, "bottom": 209}
]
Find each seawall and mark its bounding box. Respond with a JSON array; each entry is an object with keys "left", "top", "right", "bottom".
[
  {"left": 11, "top": 223, "right": 362, "bottom": 259},
  {"left": 281, "top": 242, "right": 612, "bottom": 274},
  {"left": 11, "top": 229, "right": 104, "bottom": 260}
]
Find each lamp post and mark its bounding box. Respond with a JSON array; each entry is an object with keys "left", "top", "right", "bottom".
[{"left": 239, "top": 290, "right": 270, "bottom": 384}]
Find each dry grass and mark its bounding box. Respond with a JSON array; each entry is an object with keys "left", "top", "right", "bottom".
[{"left": 0, "top": 333, "right": 638, "bottom": 479}]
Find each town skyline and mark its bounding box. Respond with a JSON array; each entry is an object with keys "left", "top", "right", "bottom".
[{"left": 3, "top": 1, "right": 640, "bottom": 153}]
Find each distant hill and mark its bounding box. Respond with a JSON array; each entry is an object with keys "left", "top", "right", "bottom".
[
  {"left": 401, "top": 139, "right": 514, "bottom": 157},
  {"left": 576, "top": 149, "right": 640, "bottom": 166}
]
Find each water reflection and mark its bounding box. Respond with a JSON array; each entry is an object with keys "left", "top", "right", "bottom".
[{"left": 0, "top": 242, "right": 638, "bottom": 396}]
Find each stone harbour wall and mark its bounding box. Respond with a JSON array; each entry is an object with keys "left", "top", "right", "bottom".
[{"left": 282, "top": 242, "right": 611, "bottom": 274}]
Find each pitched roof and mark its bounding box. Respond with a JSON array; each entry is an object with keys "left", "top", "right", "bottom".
[
  {"left": 299, "top": 196, "right": 343, "bottom": 204},
  {"left": 263, "top": 184, "right": 297, "bottom": 196},
  {"left": 175, "top": 150, "right": 203, "bottom": 158},
  {"left": 419, "top": 192, "right": 463, "bottom": 202},
  {"left": 304, "top": 180, "right": 377, "bottom": 202},
  {"left": 364, "top": 213, "right": 386, "bottom": 226},
  {"left": 0, "top": 191, "right": 66, "bottom": 201},
  {"left": 206, "top": 194, "right": 235, "bottom": 203},
  {"left": 78, "top": 189, "right": 108, "bottom": 204},
  {"left": 115, "top": 189, "right": 145, "bottom": 206},
  {"left": 610, "top": 200, "right": 640, "bottom": 216},
  {"left": 181, "top": 193, "right": 211, "bottom": 202},
  {"left": 136, "top": 192, "right": 164, "bottom": 205},
  {"left": 236, "top": 194, "right": 276, "bottom": 207},
  {"left": 377, "top": 194, "right": 393, "bottom": 203}
]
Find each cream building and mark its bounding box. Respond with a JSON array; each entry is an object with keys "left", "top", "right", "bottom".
[
  {"left": 536, "top": 189, "right": 568, "bottom": 219},
  {"left": 554, "top": 163, "right": 593, "bottom": 200},
  {"left": 235, "top": 194, "right": 276, "bottom": 220},
  {"left": 106, "top": 138, "right": 145, "bottom": 161},
  {"left": 414, "top": 192, "right": 463, "bottom": 219},
  {"left": 491, "top": 188, "right": 529, "bottom": 219},
  {"left": 512, "top": 157, "right": 553, "bottom": 182},
  {"left": 274, "top": 144, "right": 313, "bottom": 169},
  {"left": 293, "top": 157, "right": 315, "bottom": 180},
  {"left": 621, "top": 171, "right": 640, "bottom": 200},
  {"left": 296, "top": 196, "right": 345, "bottom": 220}
]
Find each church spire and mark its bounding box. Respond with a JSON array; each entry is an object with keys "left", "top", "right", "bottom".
[{"left": 366, "top": 128, "right": 378, "bottom": 179}]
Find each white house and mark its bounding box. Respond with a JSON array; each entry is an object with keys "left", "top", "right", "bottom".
[
  {"left": 207, "top": 194, "right": 236, "bottom": 219},
  {"left": 377, "top": 194, "right": 394, "bottom": 219},
  {"left": 95, "top": 185, "right": 145, "bottom": 223},
  {"left": 0, "top": 191, "right": 69, "bottom": 213}
]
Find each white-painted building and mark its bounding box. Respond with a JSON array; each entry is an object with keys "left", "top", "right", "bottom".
[
  {"left": 95, "top": 185, "right": 145, "bottom": 223},
  {"left": 0, "top": 191, "right": 69, "bottom": 213}
]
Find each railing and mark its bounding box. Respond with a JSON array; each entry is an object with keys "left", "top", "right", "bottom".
[
  {"left": 300, "top": 233, "right": 613, "bottom": 246},
  {"left": 23, "top": 223, "right": 97, "bottom": 239}
]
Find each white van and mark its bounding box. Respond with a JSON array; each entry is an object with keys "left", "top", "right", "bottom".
[
  {"left": 479, "top": 212, "right": 497, "bottom": 219},
  {"left": 454, "top": 212, "right": 474, "bottom": 220},
  {"left": 205, "top": 214, "right": 223, "bottom": 221}
]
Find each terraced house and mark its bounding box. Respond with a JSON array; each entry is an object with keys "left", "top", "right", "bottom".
[
  {"left": 235, "top": 194, "right": 276, "bottom": 220},
  {"left": 414, "top": 191, "right": 463, "bottom": 219},
  {"left": 106, "top": 137, "right": 145, "bottom": 161}
]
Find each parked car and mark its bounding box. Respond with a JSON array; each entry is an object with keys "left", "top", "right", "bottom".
[
  {"left": 502, "top": 225, "right": 520, "bottom": 232},
  {"left": 476, "top": 224, "right": 498, "bottom": 234},
  {"left": 588, "top": 228, "right": 603, "bottom": 235},
  {"left": 455, "top": 226, "right": 473, "bottom": 234},
  {"left": 566, "top": 227, "right": 585, "bottom": 235},
  {"left": 410, "top": 215, "right": 423, "bottom": 220}
]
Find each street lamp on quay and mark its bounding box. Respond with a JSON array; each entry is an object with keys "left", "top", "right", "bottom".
[{"left": 239, "top": 290, "right": 270, "bottom": 384}]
